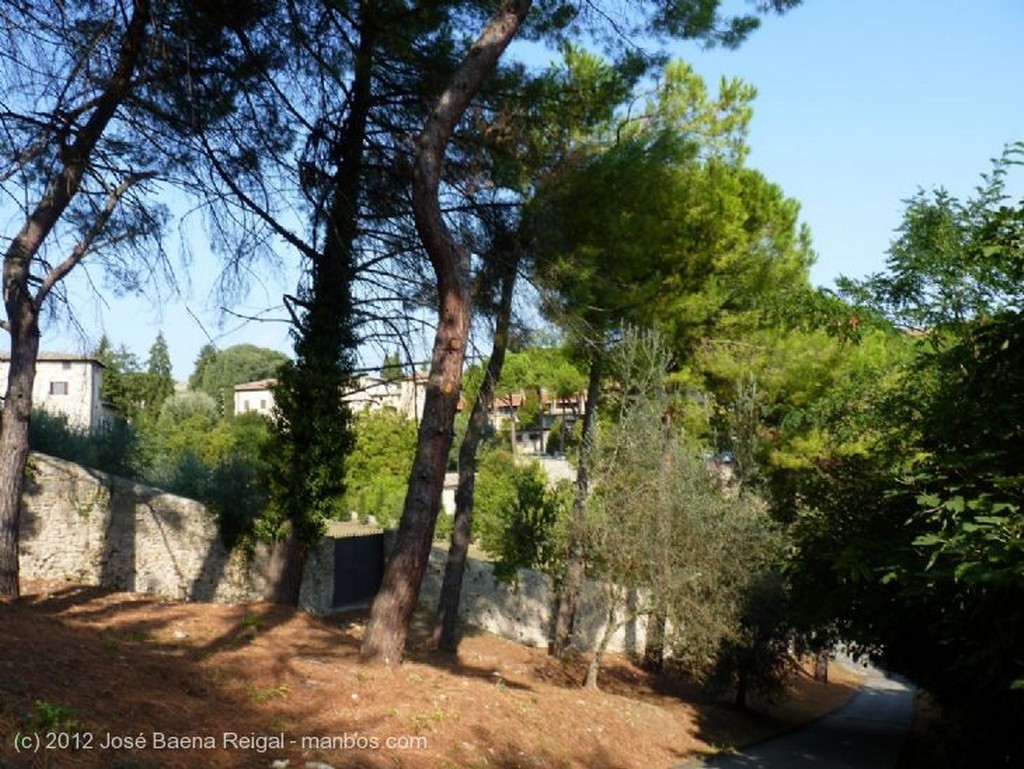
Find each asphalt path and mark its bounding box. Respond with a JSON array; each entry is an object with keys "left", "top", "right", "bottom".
[{"left": 679, "top": 667, "right": 915, "bottom": 769}]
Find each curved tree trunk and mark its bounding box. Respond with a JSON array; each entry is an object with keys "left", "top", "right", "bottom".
[
  {"left": 434, "top": 249, "right": 518, "bottom": 652},
  {"left": 0, "top": 316, "right": 39, "bottom": 598},
  {"left": 0, "top": 0, "right": 150, "bottom": 600},
  {"left": 361, "top": 0, "right": 532, "bottom": 665},
  {"left": 551, "top": 356, "right": 602, "bottom": 658}
]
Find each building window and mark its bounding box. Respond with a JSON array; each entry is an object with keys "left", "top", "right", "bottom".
[
  {"left": 260, "top": 399, "right": 267, "bottom": 410},
  {"left": 61, "top": 361, "right": 72, "bottom": 370},
  {"left": 49, "top": 381, "right": 69, "bottom": 395}
]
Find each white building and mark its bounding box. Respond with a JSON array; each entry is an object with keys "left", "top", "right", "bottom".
[
  {"left": 0, "top": 352, "right": 108, "bottom": 429},
  {"left": 233, "top": 378, "right": 277, "bottom": 417},
  {"left": 234, "top": 373, "right": 430, "bottom": 422}
]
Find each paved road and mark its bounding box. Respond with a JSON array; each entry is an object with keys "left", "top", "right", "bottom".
[{"left": 679, "top": 667, "right": 915, "bottom": 769}]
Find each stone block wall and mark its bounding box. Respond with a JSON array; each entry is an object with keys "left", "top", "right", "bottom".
[
  {"left": 418, "top": 546, "right": 648, "bottom": 654},
  {"left": 19, "top": 453, "right": 333, "bottom": 613},
  {"left": 21, "top": 453, "right": 645, "bottom": 655}
]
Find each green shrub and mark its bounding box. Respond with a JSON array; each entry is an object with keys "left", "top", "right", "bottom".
[
  {"left": 474, "top": 447, "right": 569, "bottom": 581},
  {"left": 28, "top": 409, "right": 142, "bottom": 478},
  {"left": 342, "top": 410, "right": 417, "bottom": 527}
]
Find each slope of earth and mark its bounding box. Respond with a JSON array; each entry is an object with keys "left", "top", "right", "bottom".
[{"left": 0, "top": 581, "right": 861, "bottom": 769}]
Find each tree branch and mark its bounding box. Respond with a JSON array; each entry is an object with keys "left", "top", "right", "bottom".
[{"left": 35, "top": 171, "right": 156, "bottom": 305}]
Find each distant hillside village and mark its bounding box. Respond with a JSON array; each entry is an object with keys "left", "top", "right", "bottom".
[
  {"left": 2, "top": 352, "right": 588, "bottom": 457},
  {"left": 236, "top": 373, "right": 586, "bottom": 455}
]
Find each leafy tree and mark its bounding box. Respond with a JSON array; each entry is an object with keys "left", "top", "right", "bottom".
[
  {"left": 380, "top": 351, "right": 404, "bottom": 382},
  {"left": 343, "top": 410, "right": 418, "bottom": 528},
  {"left": 709, "top": 571, "right": 796, "bottom": 709},
  {"left": 784, "top": 155, "right": 1024, "bottom": 765},
  {"left": 264, "top": 328, "right": 354, "bottom": 602},
  {"left": 157, "top": 391, "right": 219, "bottom": 434},
  {"left": 94, "top": 333, "right": 181, "bottom": 427},
  {"left": 581, "top": 329, "right": 783, "bottom": 690},
  {"left": 144, "top": 410, "right": 273, "bottom": 549},
  {"left": 474, "top": 446, "right": 569, "bottom": 583},
  {"left": 695, "top": 323, "right": 914, "bottom": 482},
  {"left": 188, "top": 344, "right": 218, "bottom": 392},
  {"left": 94, "top": 336, "right": 147, "bottom": 423},
  {"left": 141, "top": 332, "right": 175, "bottom": 422},
  {"left": 495, "top": 351, "right": 535, "bottom": 452},
  {"left": 527, "top": 60, "right": 812, "bottom": 658},
  {"left": 838, "top": 144, "right": 1024, "bottom": 335},
  {"left": 491, "top": 346, "right": 587, "bottom": 452}
]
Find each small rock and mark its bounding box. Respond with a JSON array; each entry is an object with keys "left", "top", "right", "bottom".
[
  {"left": 305, "top": 762, "right": 335, "bottom": 769},
  {"left": 270, "top": 761, "right": 289, "bottom": 769},
  {"left": 172, "top": 630, "right": 189, "bottom": 640}
]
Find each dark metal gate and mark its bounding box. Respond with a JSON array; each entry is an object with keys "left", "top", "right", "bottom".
[{"left": 332, "top": 533, "right": 384, "bottom": 609}]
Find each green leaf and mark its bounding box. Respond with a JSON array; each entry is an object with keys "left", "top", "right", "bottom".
[
  {"left": 973, "top": 515, "right": 1009, "bottom": 526},
  {"left": 954, "top": 561, "right": 981, "bottom": 582},
  {"left": 943, "top": 495, "right": 966, "bottom": 513}
]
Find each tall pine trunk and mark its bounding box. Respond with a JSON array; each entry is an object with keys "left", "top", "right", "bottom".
[
  {"left": 551, "top": 357, "right": 602, "bottom": 657},
  {"left": 361, "top": 0, "right": 532, "bottom": 665},
  {"left": 270, "top": 3, "right": 372, "bottom": 605},
  {"left": 0, "top": 310, "right": 39, "bottom": 599},
  {"left": 361, "top": 285, "right": 469, "bottom": 663},
  {"left": 434, "top": 251, "right": 518, "bottom": 652}
]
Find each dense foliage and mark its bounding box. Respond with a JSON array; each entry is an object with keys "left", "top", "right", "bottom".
[
  {"left": 474, "top": 446, "right": 571, "bottom": 582},
  {"left": 6, "top": 0, "right": 1019, "bottom": 751},
  {"left": 343, "top": 409, "right": 418, "bottom": 529},
  {"left": 29, "top": 339, "right": 282, "bottom": 549},
  {"left": 584, "top": 330, "right": 785, "bottom": 692},
  {"left": 777, "top": 151, "right": 1024, "bottom": 764}
]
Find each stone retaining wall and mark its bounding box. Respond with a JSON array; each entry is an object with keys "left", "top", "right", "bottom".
[
  {"left": 20, "top": 453, "right": 645, "bottom": 654},
  {"left": 418, "top": 546, "right": 648, "bottom": 654},
  {"left": 19, "top": 453, "right": 333, "bottom": 613}
]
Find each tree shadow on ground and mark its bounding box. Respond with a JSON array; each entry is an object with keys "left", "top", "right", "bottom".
[
  {"left": 0, "top": 584, "right": 378, "bottom": 769},
  {"left": 681, "top": 663, "right": 863, "bottom": 765},
  {"left": 332, "top": 606, "right": 536, "bottom": 692}
]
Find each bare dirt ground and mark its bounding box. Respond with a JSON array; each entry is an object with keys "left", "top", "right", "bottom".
[{"left": 0, "top": 580, "right": 862, "bottom": 769}]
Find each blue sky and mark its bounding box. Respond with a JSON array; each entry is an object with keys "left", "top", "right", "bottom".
[
  {"left": 679, "top": 0, "right": 1024, "bottom": 286},
  {"left": 38, "top": 0, "right": 1024, "bottom": 379}
]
